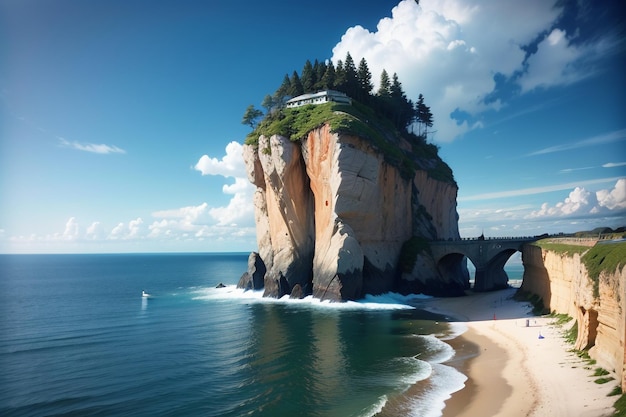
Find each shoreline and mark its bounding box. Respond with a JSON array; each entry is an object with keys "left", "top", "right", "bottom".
[{"left": 422, "top": 288, "right": 617, "bottom": 417}]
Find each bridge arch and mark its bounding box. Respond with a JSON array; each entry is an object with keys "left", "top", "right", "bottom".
[{"left": 430, "top": 238, "right": 537, "bottom": 292}]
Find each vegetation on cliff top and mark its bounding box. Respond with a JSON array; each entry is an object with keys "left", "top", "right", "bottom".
[
  {"left": 242, "top": 53, "right": 454, "bottom": 184},
  {"left": 582, "top": 241, "right": 626, "bottom": 298},
  {"left": 533, "top": 238, "right": 626, "bottom": 298}
]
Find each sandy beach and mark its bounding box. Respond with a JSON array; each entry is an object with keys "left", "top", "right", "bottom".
[{"left": 422, "top": 288, "right": 617, "bottom": 417}]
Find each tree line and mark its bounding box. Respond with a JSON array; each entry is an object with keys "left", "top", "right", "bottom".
[{"left": 243, "top": 52, "right": 434, "bottom": 139}]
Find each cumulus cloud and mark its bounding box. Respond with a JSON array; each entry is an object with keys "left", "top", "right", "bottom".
[
  {"left": 1, "top": 142, "right": 258, "bottom": 252},
  {"left": 527, "top": 178, "right": 626, "bottom": 219},
  {"left": 193, "top": 141, "right": 255, "bottom": 227},
  {"left": 459, "top": 177, "right": 622, "bottom": 202},
  {"left": 63, "top": 217, "right": 80, "bottom": 240},
  {"left": 108, "top": 218, "right": 146, "bottom": 240},
  {"left": 331, "top": 0, "right": 606, "bottom": 141},
  {"left": 85, "top": 221, "right": 105, "bottom": 240},
  {"left": 58, "top": 137, "right": 126, "bottom": 154},
  {"left": 596, "top": 179, "right": 626, "bottom": 211},
  {"left": 194, "top": 141, "right": 246, "bottom": 177}
]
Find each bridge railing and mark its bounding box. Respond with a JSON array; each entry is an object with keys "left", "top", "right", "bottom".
[{"left": 432, "top": 235, "right": 542, "bottom": 242}]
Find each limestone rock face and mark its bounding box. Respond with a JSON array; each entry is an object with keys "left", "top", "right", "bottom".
[
  {"left": 521, "top": 244, "right": 626, "bottom": 391},
  {"left": 240, "top": 125, "right": 461, "bottom": 300}
]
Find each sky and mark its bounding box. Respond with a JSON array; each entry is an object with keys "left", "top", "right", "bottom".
[{"left": 1, "top": 0, "right": 624, "bottom": 254}]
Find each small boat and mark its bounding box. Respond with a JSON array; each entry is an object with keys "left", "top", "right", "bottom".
[{"left": 142, "top": 290, "right": 151, "bottom": 298}]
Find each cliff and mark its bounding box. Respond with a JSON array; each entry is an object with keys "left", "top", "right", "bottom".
[
  {"left": 239, "top": 120, "right": 464, "bottom": 301},
  {"left": 521, "top": 242, "right": 626, "bottom": 391}
]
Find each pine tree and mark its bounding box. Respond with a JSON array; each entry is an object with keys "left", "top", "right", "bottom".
[
  {"left": 320, "top": 61, "right": 336, "bottom": 90},
  {"left": 261, "top": 94, "right": 275, "bottom": 114},
  {"left": 289, "top": 71, "right": 304, "bottom": 97},
  {"left": 415, "top": 94, "right": 433, "bottom": 138},
  {"left": 241, "top": 104, "right": 263, "bottom": 129},
  {"left": 377, "top": 69, "right": 392, "bottom": 97},
  {"left": 343, "top": 52, "right": 358, "bottom": 98},
  {"left": 301, "top": 60, "right": 315, "bottom": 93},
  {"left": 314, "top": 59, "right": 327, "bottom": 90},
  {"left": 274, "top": 74, "right": 292, "bottom": 107},
  {"left": 356, "top": 57, "right": 373, "bottom": 101},
  {"left": 389, "top": 73, "right": 414, "bottom": 130},
  {"left": 334, "top": 60, "right": 346, "bottom": 91}
]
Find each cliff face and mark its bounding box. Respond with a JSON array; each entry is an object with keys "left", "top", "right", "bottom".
[
  {"left": 521, "top": 244, "right": 626, "bottom": 391},
  {"left": 239, "top": 124, "right": 462, "bottom": 301}
]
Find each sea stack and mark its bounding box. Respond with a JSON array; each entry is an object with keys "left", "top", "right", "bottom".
[{"left": 238, "top": 116, "right": 468, "bottom": 301}]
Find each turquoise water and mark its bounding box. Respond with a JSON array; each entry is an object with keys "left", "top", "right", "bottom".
[{"left": 0, "top": 254, "right": 466, "bottom": 417}]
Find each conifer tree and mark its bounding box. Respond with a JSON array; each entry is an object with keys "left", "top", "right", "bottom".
[
  {"left": 314, "top": 59, "right": 327, "bottom": 90},
  {"left": 377, "top": 69, "right": 392, "bottom": 97},
  {"left": 415, "top": 94, "right": 433, "bottom": 138},
  {"left": 289, "top": 71, "right": 304, "bottom": 96},
  {"left": 356, "top": 57, "right": 373, "bottom": 101},
  {"left": 241, "top": 104, "right": 263, "bottom": 129},
  {"left": 334, "top": 60, "right": 346, "bottom": 91},
  {"left": 274, "top": 74, "right": 292, "bottom": 106},
  {"left": 389, "top": 73, "right": 414, "bottom": 129},
  {"left": 320, "top": 61, "right": 336, "bottom": 90},
  {"left": 301, "top": 60, "right": 315, "bottom": 93},
  {"left": 261, "top": 94, "right": 275, "bottom": 114},
  {"left": 342, "top": 52, "right": 358, "bottom": 98}
]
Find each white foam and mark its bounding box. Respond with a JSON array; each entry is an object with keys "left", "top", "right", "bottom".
[
  {"left": 192, "top": 286, "right": 428, "bottom": 311},
  {"left": 396, "top": 356, "right": 433, "bottom": 386},
  {"left": 358, "top": 395, "right": 388, "bottom": 417},
  {"left": 406, "top": 363, "right": 468, "bottom": 417},
  {"left": 437, "top": 322, "right": 468, "bottom": 341},
  {"left": 413, "top": 334, "right": 456, "bottom": 364}
]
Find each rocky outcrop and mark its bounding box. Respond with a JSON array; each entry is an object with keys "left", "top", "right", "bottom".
[
  {"left": 240, "top": 124, "right": 463, "bottom": 301},
  {"left": 521, "top": 244, "right": 626, "bottom": 391}
]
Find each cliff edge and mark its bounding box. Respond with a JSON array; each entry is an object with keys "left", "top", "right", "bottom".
[
  {"left": 238, "top": 108, "right": 465, "bottom": 301},
  {"left": 521, "top": 240, "right": 626, "bottom": 391}
]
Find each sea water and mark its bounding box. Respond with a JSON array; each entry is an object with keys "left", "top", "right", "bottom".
[{"left": 0, "top": 253, "right": 473, "bottom": 417}]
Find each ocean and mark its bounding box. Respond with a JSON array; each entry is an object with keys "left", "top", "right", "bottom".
[{"left": 0, "top": 253, "right": 524, "bottom": 417}]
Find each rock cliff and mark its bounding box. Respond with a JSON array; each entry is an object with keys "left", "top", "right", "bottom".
[
  {"left": 239, "top": 123, "right": 463, "bottom": 301},
  {"left": 521, "top": 243, "right": 626, "bottom": 391}
]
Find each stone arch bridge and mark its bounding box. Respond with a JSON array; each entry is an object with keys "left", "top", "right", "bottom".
[{"left": 430, "top": 237, "right": 539, "bottom": 291}]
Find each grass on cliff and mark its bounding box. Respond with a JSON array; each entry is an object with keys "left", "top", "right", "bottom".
[
  {"left": 532, "top": 239, "right": 626, "bottom": 299},
  {"left": 581, "top": 241, "right": 626, "bottom": 298},
  {"left": 613, "top": 392, "right": 626, "bottom": 417},
  {"left": 244, "top": 101, "right": 455, "bottom": 183},
  {"left": 532, "top": 239, "right": 589, "bottom": 256}
]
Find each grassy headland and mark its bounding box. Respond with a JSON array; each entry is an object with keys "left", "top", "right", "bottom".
[{"left": 245, "top": 100, "right": 454, "bottom": 183}]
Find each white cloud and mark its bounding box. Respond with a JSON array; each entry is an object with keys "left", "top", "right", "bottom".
[
  {"left": 527, "top": 128, "right": 626, "bottom": 156},
  {"left": 596, "top": 178, "right": 626, "bottom": 211},
  {"left": 63, "top": 217, "right": 79, "bottom": 240},
  {"left": 603, "top": 162, "right": 626, "bottom": 168},
  {"left": 194, "top": 141, "right": 246, "bottom": 177},
  {"left": 517, "top": 29, "right": 587, "bottom": 93},
  {"left": 0, "top": 142, "right": 258, "bottom": 253},
  {"left": 331, "top": 0, "right": 606, "bottom": 141},
  {"left": 459, "top": 177, "right": 623, "bottom": 202},
  {"left": 108, "top": 218, "right": 146, "bottom": 240},
  {"left": 58, "top": 137, "right": 126, "bottom": 154},
  {"left": 193, "top": 142, "right": 255, "bottom": 227},
  {"left": 527, "top": 179, "right": 626, "bottom": 219},
  {"left": 85, "top": 221, "right": 105, "bottom": 240}
]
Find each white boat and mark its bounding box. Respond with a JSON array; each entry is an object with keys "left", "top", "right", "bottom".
[{"left": 142, "top": 291, "right": 151, "bottom": 297}]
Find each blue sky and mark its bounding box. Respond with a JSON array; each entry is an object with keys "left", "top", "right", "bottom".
[{"left": 1, "top": 0, "right": 624, "bottom": 254}]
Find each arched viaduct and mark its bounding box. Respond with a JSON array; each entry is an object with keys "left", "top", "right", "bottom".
[{"left": 430, "top": 237, "right": 538, "bottom": 291}]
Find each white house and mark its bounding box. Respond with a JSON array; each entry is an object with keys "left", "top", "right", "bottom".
[{"left": 285, "top": 90, "right": 352, "bottom": 108}]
